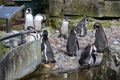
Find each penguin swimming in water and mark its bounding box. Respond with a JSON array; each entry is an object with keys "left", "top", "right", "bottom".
[
  {"left": 41, "top": 30, "right": 56, "bottom": 64},
  {"left": 66, "top": 27, "right": 79, "bottom": 57},
  {"left": 34, "top": 14, "right": 46, "bottom": 31},
  {"left": 75, "top": 17, "right": 89, "bottom": 37},
  {"left": 59, "top": 16, "right": 69, "bottom": 39},
  {"left": 93, "top": 22, "right": 108, "bottom": 53},
  {"left": 24, "top": 8, "right": 34, "bottom": 30},
  {"left": 79, "top": 44, "right": 97, "bottom": 65}
]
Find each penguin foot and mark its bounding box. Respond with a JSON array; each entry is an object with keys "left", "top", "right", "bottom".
[
  {"left": 79, "top": 35, "right": 85, "bottom": 37},
  {"left": 50, "top": 60, "right": 56, "bottom": 63},
  {"left": 43, "top": 63, "right": 58, "bottom": 70},
  {"left": 87, "top": 64, "right": 91, "bottom": 69},
  {"left": 68, "top": 54, "right": 77, "bottom": 57},
  {"left": 41, "top": 59, "right": 48, "bottom": 64}
]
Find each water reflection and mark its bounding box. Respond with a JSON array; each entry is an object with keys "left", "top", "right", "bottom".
[{"left": 21, "top": 67, "right": 101, "bottom": 80}]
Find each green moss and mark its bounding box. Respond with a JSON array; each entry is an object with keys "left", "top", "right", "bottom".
[
  {"left": 48, "top": 16, "right": 120, "bottom": 31},
  {"left": 101, "top": 21, "right": 111, "bottom": 28},
  {"left": 0, "top": 43, "right": 9, "bottom": 58},
  {"left": 0, "top": 19, "right": 6, "bottom": 25},
  {"left": 0, "top": 33, "right": 9, "bottom": 58}
]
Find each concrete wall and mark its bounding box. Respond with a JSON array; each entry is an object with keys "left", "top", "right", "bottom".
[{"left": 0, "top": 40, "right": 41, "bottom": 80}]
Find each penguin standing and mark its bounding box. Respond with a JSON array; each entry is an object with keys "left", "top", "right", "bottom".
[
  {"left": 41, "top": 30, "right": 56, "bottom": 64},
  {"left": 59, "top": 16, "right": 69, "bottom": 39},
  {"left": 75, "top": 17, "right": 89, "bottom": 37},
  {"left": 66, "top": 27, "right": 79, "bottom": 57},
  {"left": 93, "top": 22, "right": 108, "bottom": 53},
  {"left": 34, "top": 14, "right": 46, "bottom": 31},
  {"left": 79, "top": 44, "right": 97, "bottom": 65},
  {"left": 24, "top": 8, "right": 34, "bottom": 30}
]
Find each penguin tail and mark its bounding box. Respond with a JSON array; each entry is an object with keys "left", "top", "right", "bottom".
[{"left": 79, "top": 59, "right": 84, "bottom": 65}]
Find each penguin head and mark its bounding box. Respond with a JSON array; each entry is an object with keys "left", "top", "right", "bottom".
[
  {"left": 84, "top": 17, "right": 89, "bottom": 25},
  {"left": 63, "top": 16, "right": 69, "bottom": 22},
  {"left": 93, "top": 22, "right": 103, "bottom": 30},
  {"left": 26, "top": 26, "right": 36, "bottom": 33},
  {"left": 25, "top": 8, "right": 32, "bottom": 15},
  {"left": 70, "top": 27, "right": 77, "bottom": 35},
  {"left": 42, "top": 14, "right": 46, "bottom": 23},
  {"left": 42, "top": 30, "right": 48, "bottom": 40}
]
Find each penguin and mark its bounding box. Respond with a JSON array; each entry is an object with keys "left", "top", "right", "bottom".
[
  {"left": 25, "top": 26, "right": 41, "bottom": 43},
  {"left": 59, "top": 16, "right": 69, "bottom": 39},
  {"left": 66, "top": 27, "right": 79, "bottom": 57},
  {"left": 75, "top": 17, "right": 89, "bottom": 37},
  {"left": 24, "top": 8, "right": 34, "bottom": 30},
  {"left": 34, "top": 14, "right": 46, "bottom": 31},
  {"left": 79, "top": 44, "right": 97, "bottom": 65},
  {"left": 93, "top": 22, "right": 108, "bottom": 53},
  {"left": 41, "top": 30, "right": 56, "bottom": 64}
]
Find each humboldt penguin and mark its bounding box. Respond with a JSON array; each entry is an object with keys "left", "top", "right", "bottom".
[
  {"left": 41, "top": 30, "right": 56, "bottom": 64},
  {"left": 59, "top": 16, "right": 69, "bottom": 39},
  {"left": 79, "top": 44, "right": 97, "bottom": 65},
  {"left": 93, "top": 22, "right": 108, "bottom": 53},
  {"left": 25, "top": 26, "right": 42, "bottom": 43},
  {"left": 34, "top": 14, "right": 46, "bottom": 31},
  {"left": 24, "top": 8, "right": 34, "bottom": 30},
  {"left": 75, "top": 17, "right": 89, "bottom": 37},
  {"left": 66, "top": 27, "right": 79, "bottom": 57}
]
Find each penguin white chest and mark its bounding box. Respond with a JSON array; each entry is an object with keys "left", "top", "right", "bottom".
[
  {"left": 61, "top": 21, "right": 69, "bottom": 35},
  {"left": 34, "top": 15, "right": 43, "bottom": 31},
  {"left": 25, "top": 14, "right": 34, "bottom": 29}
]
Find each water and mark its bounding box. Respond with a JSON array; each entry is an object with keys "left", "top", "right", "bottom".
[{"left": 21, "top": 67, "right": 102, "bottom": 80}]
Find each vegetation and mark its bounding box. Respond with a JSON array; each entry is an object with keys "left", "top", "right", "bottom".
[{"left": 0, "top": 33, "right": 9, "bottom": 58}]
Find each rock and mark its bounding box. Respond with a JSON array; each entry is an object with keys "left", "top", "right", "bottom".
[
  {"left": 49, "top": 0, "right": 120, "bottom": 17},
  {"left": 0, "top": 40, "right": 41, "bottom": 80}
]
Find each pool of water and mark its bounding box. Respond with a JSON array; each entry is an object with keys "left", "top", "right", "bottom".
[{"left": 21, "top": 67, "right": 103, "bottom": 80}]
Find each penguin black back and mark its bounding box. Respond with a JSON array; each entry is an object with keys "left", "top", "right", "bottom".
[
  {"left": 41, "top": 30, "right": 56, "bottom": 64},
  {"left": 75, "top": 17, "right": 88, "bottom": 37},
  {"left": 93, "top": 22, "right": 108, "bottom": 53},
  {"left": 79, "top": 44, "right": 96, "bottom": 65},
  {"left": 66, "top": 27, "right": 79, "bottom": 57}
]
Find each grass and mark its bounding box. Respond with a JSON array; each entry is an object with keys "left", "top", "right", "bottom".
[
  {"left": 48, "top": 16, "right": 120, "bottom": 31},
  {"left": 0, "top": 32, "right": 9, "bottom": 58},
  {"left": 0, "top": 19, "right": 6, "bottom": 25}
]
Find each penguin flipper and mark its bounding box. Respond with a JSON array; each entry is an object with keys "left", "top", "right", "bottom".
[
  {"left": 41, "top": 43, "right": 45, "bottom": 52},
  {"left": 91, "top": 54, "right": 96, "bottom": 63},
  {"left": 76, "top": 39, "right": 80, "bottom": 50},
  {"left": 58, "top": 33, "right": 61, "bottom": 38},
  {"left": 105, "top": 34, "right": 108, "bottom": 47}
]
